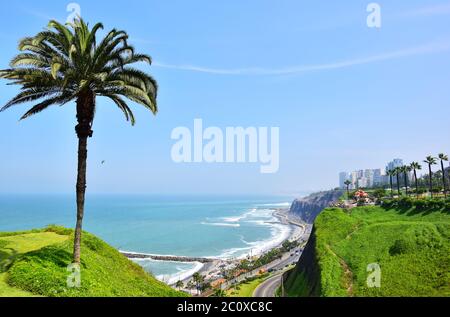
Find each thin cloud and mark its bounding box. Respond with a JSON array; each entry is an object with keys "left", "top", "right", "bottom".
[
  {"left": 153, "top": 41, "right": 450, "bottom": 76},
  {"left": 21, "top": 7, "right": 55, "bottom": 21},
  {"left": 401, "top": 3, "right": 450, "bottom": 17}
]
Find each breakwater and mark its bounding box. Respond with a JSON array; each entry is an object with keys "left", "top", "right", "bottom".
[{"left": 121, "top": 252, "right": 215, "bottom": 263}]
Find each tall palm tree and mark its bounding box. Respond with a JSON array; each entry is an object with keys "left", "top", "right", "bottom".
[
  {"left": 386, "top": 169, "right": 394, "bottom": 197},
  {"left": 344, "top": 180, "right": 351, "bottom": 200},
  {"left": 410, "top": 162, "right": 422, "bottom": 198},
  {"left": 423, "top": 156, "right": 438, "bottom": 198},
  {"left": 400, "top": 165, "right": 411, "bottom": 196},
  {"left": 438, "top": 153, "right": 448, "bottom": 198},
  {"left": 192, "top": 272, "right": 204, "bottom": 295},
  {"left": 394, "top": 167, "right": 401, "bottom": 196},
  {"left": 0, "top": 19, "right": 158, "bottom": 264}
]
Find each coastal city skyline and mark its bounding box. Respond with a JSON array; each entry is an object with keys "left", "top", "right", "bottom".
[{"left": 339, "top": 157, "right": 450, "bottom": 189}]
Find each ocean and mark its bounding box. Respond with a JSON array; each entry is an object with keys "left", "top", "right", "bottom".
[{"left": 0, "top": 194, "right": 296, "bottom": 284}]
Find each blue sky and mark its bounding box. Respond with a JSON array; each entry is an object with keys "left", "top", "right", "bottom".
[{"left": 0, "top": 0, "right": 449, "bottom": 195}]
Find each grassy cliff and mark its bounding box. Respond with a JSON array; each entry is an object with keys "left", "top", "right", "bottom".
[
  {"left": 0, "top": 226, "right": 184, "bottom": 297},
  {"left": 284, "top": 205, "right": 450, "bottom": 297}
]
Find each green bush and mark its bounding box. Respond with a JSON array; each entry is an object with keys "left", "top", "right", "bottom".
[
  {"left": 415, "top": 199, "right": 428, "bottom": 211},
  {"left": 445, "top": 201, "right": 450, "bottom": 212},
  {"left": 398, "top": 197, "right": 414, "bottom": 209},
  {"left": 389, "top": 239, "right": 413, "bottom": 256},
  {"left": 382, "top": 198, "right": 446, "bottom": 212}
]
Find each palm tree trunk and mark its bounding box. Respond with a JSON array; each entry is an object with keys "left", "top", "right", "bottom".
[
  {"left": 404, "top": 173, "right": 408, "bottom": 196},
  {"left": 428, "top": 164, "right": 433, "bottom": 198},
  {"left": 346, "top": 185, "right": 349, "bottom": 200},
  {"left": 396, "top": 174, "right": 400, "bottom": 196},
  {"left": 73, "top": 91, "right": 95, "bottom": 264},
  {"left": 390, "top": 176, "right": 393, "bottom": 197},
  {"left": 73, "top": 136, "right": 88, "bottom": 264},
  {"left": 414, "top": 170, "right": 419, "bottom": 199},
  {"left": 441, "top": 160, "right": 447, "bottom": 198}
]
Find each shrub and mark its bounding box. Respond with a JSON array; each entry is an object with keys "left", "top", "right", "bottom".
[
  {"left": 381, "top": 199, "right": 397, "bottom": 209},
  {"left": 398, "top": 197, "right": 413, "bottom": 209},
  {"left": 389, "top": 239, "right": 413, "bottom": 256},
  {"left": 45, "top": 225, "right": 73, "bottom": 236},
  {"left": 415, "top": 199, "right": 429, "bottom": 211},
  {"left": 445, "top": 201, "right": 450, "bottom": 212},
  {"left": 429, "top": 199, "right": 445, "bottom": 210}
]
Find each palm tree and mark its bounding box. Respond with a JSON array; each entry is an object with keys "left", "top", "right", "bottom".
[
  {"left": 386, "top": 169, "right": 394, "bottom": 197},
  {"left": 0, "top": 19, "right": 158, "bottom": 264},
  {"left": 400, "top": 165, "right": 411, "bottom": 196},
  {"left": 212, "top": 289, "right": 227, "bottom": 297},
  {"left": 175, "top": 280, "right": 184, "bottom": 290},
  {"left": 192, "top": 273, "right": 204, "bottom": 295},
  {"left": 423, "top": 156, "right": 438, "bottom": 197},
  {"left": 410, "top": 162, "right": 422, "bottom": 198},
  {"left": 344, "top": 180, "right": 351, "bottom": 200},
  {"left": 438, "top": 153, "right": 448, "bottom": 198},
  {"left": 394, "top": 167, "right": 401, "bottom": 196}
]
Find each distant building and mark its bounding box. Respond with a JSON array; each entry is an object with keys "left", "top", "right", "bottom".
[
  {"left": 386, "top": 159, "right": 404, "bottom": 184},
  {"left": 364, "top": 169, "right": 375, "bottom": 188},
  {"left": 339, "top": 159, "right": 406, "bottom": 189},
  {"left": 358, "top": 177, "right": 369, "bottom": 188},
  {"left": 339, "top": 172, "right": 350, "bottom": 188},
  {"left": 373, "top": 169, "right": 383, "bottom": 185}
]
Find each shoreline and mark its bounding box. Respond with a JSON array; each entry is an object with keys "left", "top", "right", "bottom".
[
  {"left": 171, "top": 207, "right": 306, "bottom": 290},
  {"left": 124, "top": 206, "right": 307, "bottom": 290}
]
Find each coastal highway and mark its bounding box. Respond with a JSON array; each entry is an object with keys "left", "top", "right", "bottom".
[
  {"left": 253, "top": 273, "right": 284, "bottom": 297},
  {"left": 252, "top": 252, "right": 299, "bottom": 297}
]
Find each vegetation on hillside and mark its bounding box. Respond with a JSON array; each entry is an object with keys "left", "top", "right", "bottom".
[
  {"left": 284, "top": 205, "right": 450, "bottom": 297},
  {"left": 0, "top": 226, "right": 184, "bottom": 297}
]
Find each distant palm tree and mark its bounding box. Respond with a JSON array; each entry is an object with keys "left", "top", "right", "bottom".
[
  {"left": 344, "top": 180, "right": 352, "bottom": 199},
  {"left": 410, "top": 162, "right": 422, "bottom": 198},
  {"left": 212, "top": 289, "right": 227, "bottom": 297},
  {"left": 423, "top": 156, "right": 438, "bottom": 197},
  {"left": 394, "top": 167, "right": 401, "bottom": 196},
  {"left": 400, "top": 165, "right": 411, "bottom": 196},
  {"left": 0, "top": 19, "right": 158, "bottom": 264},
  {"left": 193, "top": 273, "right": 204, "bottom": 295},
  {"left": 176, "top": 280, "right": 184, "bottom": 290},
  {"left": 438, "top": 153, "right": 448, "bottom": 198},
  {"left": 386, "top": 169, "right": 394, "bottom": 197}
]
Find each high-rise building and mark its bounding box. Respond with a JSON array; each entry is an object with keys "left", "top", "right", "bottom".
[
  {"left": 386, "top": 159, "right": 403, "bottom": 172},
  {"left": 386, "top": 159, "right": 404, "bottom": 184},
  {"left": 351, "top": 171, "right": 359, "bottom": 188},
  {"left": 373, "top": 169, "right": 382, "bottom": 185},
  {"left": 339, "top": 159, "right": 407, "bottom": 190},
  {"left": 364, "top": 169, "right": 375, "bottom": 187},
  {"left": 358, "top": 177, "right": 369, "bottom": 188},
  {"left": 339, "top": 172, "right": 349, "bottom": 188}
]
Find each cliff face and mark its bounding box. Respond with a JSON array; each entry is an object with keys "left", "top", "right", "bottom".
[
  {"left": 283, "top": 226, "right": 321, "bottom": 297},
  {"left": 289, "top": 190, "right": 343, "bottom": 223}
]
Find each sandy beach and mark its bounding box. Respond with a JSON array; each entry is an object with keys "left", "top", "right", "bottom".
[{"left": 176, "top": 207, "right": 308, "bottom": 293}]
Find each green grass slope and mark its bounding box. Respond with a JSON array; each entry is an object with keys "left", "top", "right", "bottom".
[
  {"left": 0, "top": 226, "right": 184, "bottom": 297},
  {"left": 285, "top": 206, "right": 450, "bottom": 297}
]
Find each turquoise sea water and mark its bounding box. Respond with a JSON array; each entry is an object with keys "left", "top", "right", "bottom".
[{"left": 0, "top": 194, "right": 295, "bottom": 282}]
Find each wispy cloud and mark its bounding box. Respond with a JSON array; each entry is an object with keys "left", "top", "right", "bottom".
[
  {"left": 153, "top": 40, "right": 450, "bottom": 76},
  {"left": 21, "top": 7, "right": 55, "bottom": 21},
  {"left": 401, "top": 3, "right": 450, "bottom": 17}
]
